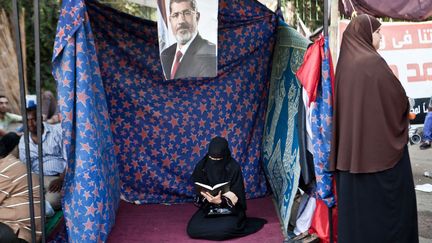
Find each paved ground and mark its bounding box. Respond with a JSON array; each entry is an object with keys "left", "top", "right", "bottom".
[{"left": 408, "top": 144, "right": 432, "bottom": 242}]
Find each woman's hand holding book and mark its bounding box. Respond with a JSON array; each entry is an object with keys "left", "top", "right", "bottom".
[{"left": 201, "top": 191, "right": 222, "bottom": 204}]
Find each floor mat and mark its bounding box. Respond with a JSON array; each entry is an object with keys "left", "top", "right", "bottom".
[{"left": 108, "top": 195, "right": 284, "bottom": 242}]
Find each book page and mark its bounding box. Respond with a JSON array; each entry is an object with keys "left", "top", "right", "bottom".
[{"left": 213, "top": 181, "right": 229, "bottom": 190}]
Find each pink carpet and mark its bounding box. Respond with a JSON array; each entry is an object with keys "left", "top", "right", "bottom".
[{"left": 108, "top": 196, "right": 284, "bottom": 242}]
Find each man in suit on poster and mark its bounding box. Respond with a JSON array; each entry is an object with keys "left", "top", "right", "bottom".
[{"left": 161, "top": 0, "right": 217, "bottom": 79}]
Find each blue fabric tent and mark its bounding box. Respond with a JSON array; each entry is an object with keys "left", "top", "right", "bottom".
[{"left": 52, "top": 0, "right": 280, "bottom": 241}]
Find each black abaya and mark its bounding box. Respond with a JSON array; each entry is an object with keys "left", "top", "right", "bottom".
[
  {"left": 186, "top": 137, "right": 266, "bottom": 240},
  {"left": 336, "top": 146, "right": 418, "bottom": 243}
]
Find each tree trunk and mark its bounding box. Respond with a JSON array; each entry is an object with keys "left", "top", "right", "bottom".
[
  {"left": 284, "top": 1, "right": 296, "bottom": 27},
  {"left": 0, "top": 8, "right": 26, "bottom": 115},
  {"left": 329, "top": 0, "right": 339, "bottom": 67}
]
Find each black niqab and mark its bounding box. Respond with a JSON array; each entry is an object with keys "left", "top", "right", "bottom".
[
  {"left": 191, "top": 136, "right": 246, "bottom": 209},
  {"left": 206, "top": 136, "right": 231, "bottom": 184}
]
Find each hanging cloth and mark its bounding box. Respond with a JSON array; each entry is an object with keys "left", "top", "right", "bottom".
[{"left": 296, "top": 36, "right": 335, "bottom": 107}]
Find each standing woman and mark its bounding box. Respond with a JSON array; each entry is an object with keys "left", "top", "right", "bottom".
[
  {"left": 330, "top": 15, "right": 418, "bottom": 242},
  {"left": 187, "top": 136, "right": 266, "bottom": 240}
]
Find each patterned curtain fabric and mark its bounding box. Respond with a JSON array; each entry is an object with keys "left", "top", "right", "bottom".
[
  {"left": 310, "top": 36, "right": 336, "bottom": 207},
  {"left": 339, "top": 0, "right": 432, "bottom": 21},
  {"left": 296, "top": 36, "right": 336, "bottom": 208},
  {"left": 53, "top": 0, "right": 278, "bottom": 241},
  {"left": 52, "top": 1, "right": 120, "bottom": 242},
  {"left": 262, "top": 20, "right": 309, "bottom": 232}
]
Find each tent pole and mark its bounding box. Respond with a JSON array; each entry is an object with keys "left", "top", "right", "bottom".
[
  {"left": 33, "top": 0, "right": 47, "bottom": 240},
  {"left": 12, "top": 1, "right": 37, "bottom": 242},
  {"left": 324, "top": 0, "right": 329, "bottom": 36},
  {"left": 324, "top": 1, "right": 333, "bottom": 243}
]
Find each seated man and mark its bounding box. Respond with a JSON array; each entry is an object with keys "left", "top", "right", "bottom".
[
  {"left": 0, "top": 95, "right": 22, "bottom": 139},
  {"left": 420, "top": 97, "right": 432, "bottom": 150},
  {"left": 0, "top": 133, "right": 41, "bottom": 242},
  {"left": 19, "top": 106, "right": 66, "bottom": 210}
]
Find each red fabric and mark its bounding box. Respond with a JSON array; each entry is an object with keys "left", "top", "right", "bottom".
[
  {"left": 296, "top": 36, "right": 335, "bottom": 107},
  {"left": 309, "top": 198, "right": 338, "bottom": 243},
  {"left": 296, "top": 37, "right": 321, "bottom": 106}
]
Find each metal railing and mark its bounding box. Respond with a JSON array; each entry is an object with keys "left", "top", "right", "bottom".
[{"left": 11, "top": 0, "right": 46, "bottom": 242}]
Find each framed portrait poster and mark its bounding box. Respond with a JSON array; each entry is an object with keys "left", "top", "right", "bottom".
[{"left": 157, "top": 0, "right": 218, "bottom": 80}]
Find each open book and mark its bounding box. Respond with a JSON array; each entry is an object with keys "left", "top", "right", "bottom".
[{"left": 195, "top": 181, "right": 230, "bottom": 196}]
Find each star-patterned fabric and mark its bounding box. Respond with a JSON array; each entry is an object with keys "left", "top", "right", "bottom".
[
  {"left": 262, "top": 20, "right": 309, "bottom": 232},
  {"left": 52, "top": 1, "right": 120, "bottom": 242},
  {"left": 310, "top": 36, "right": 336, "bottom": 208},
  {"left": 52, "top": 0, "right": 277, "bottom": 241}
]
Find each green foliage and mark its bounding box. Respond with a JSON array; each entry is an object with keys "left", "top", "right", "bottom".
[
  {"left": 282, "top": 0, "right": 324, "bottom": 32},
  {"left": 0, "top": 0, "right": 60, "bottom": 95},
  {"left": 100, "top": 0, "right": 157, "bottom": 21}
]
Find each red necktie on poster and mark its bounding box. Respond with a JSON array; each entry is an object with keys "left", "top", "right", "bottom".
[{"left": 171, "top": 51, "right": 183, "bottom": 79}]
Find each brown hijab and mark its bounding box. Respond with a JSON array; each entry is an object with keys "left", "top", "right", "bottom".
[{"left": 330, "top": 14, "right": 409, "bottom": 173}]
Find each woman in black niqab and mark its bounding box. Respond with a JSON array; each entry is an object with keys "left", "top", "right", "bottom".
[{"left": 187, "top": 137, "right": 266, "bottom": 241}]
